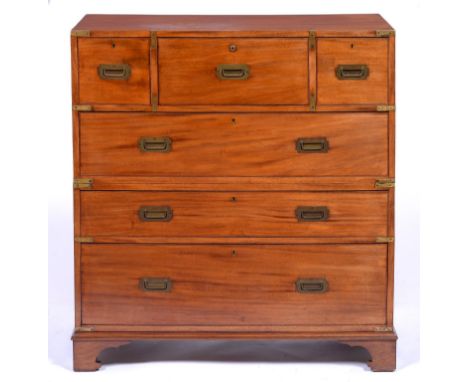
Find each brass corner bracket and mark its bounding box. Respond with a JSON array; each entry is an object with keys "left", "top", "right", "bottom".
[
  {"left": 75, "top": 326, "right": 94, "bottom": 332},
  {"left": 150, "top": 31, "right": 158, "bottom": 49},
  {"left": 309, "top": 93, "right": 316, "bottom": 112},
  {"left": 73, "top": 105, "right": 93, "bottom": 112},
  {"left": 75, "top": 236, "right": 94, "bottom": 243},
  {"left": 73, "top": 178, "right": 93, "bottom": 189},
  {"left": 376, "top": 30, "right": 395, "bottom": 37},
  {"left": 377, "top": 105, "right": 396, "bottom": 112},
  {"left": 374, "top": 326, "right": 394, "bottom": 332},
  {"left": 375, "top": 179, "right": 395, "bottom": 188},
  {"left": 71, "top": 30, "right": 90, "bottom": 37},
  {"left": 376, "top": 236, "right": 395, "bottom": 243},
  {"left": 151, "top": 93, "right": 158, "bottom": 112},
  {"left": 309, "top": 30, "right": 316, "bottom": 50}
]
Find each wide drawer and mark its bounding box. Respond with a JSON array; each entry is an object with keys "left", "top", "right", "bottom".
[
  {"left": 81, "top": 244, "right": 387, "bottom": 326},
  {"left": 77, "top": 38, "right": 150, "bottom": 105},
  {"left": 81, "top": 191, "right": 387, "bottom": 239},
  {"left": 80, "top": 113, "right": 388, "bottom": 177},
  {"left": 158, "top": 38, "right": 309, "bottom": 106}
]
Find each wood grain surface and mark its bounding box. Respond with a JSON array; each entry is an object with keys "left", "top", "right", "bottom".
[
  {"left": 78, "top": 38, "right": 150, "bottom": 105},
  {"left": 80, "top": 112, "right": 388, "bottom": 177},
  {"left": 317, "top": 38, "right": 388, "bottom": 106},
  {"left": 80, "top": 191, "right": 388, "bottom": 239},
  {"left": 72, "top": 14, "right": 393, "bottom": 38},
  {"left": 81, "top": 244, "right": 387, "bottom": 326},
  {"left": 158, "top": 38, "right": 309, "bottom": 106},
  {"left": 71, "top": 14, "right": 397, "bottom": 372}
]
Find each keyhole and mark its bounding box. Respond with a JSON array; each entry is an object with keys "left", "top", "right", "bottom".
[
  {"left": 229, "top": 44, "right": 237, "bottom": 52},
  {"left": 112, "top": 42, "right": 116, "bottom": 48},
  {"left": 231, "top": 196, "right": 237, "bottom": 202},
  {"left": 231, "top": 250, "right": 237, "bottom": 257},
  {"left": 231, "top": 117, "right": 236, "bottom": 125},
  {"left": 350, "top": 43, "right": 354, "bottom": 49}
]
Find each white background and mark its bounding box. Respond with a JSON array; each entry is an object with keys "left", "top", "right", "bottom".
[{"left": 0, "top": 0, "right": 466, "bottom": 380}]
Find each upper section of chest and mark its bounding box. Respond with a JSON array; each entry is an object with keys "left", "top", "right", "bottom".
[{"left": 71, "top": 14, "right": 395, "bottom": 113}]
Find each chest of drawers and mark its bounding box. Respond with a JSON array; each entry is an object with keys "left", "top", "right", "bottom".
[{"left": 71, "top": 14, "right": 396, "bottom": 372}]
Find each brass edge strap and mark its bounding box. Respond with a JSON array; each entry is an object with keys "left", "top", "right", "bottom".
[
  {"left": 75, "top": 326, "right": 94, "bottom": 332},
  {"left": 377, "top": 105, "right": 396, "bottom": 112},
  {"left": 75, "top": 237, "right": 94, "bottom": 243},
  {"left": 376, "top": 236, "right": 395, "bottom": 243},
  {"left": 375, "top": 179, "right": 395, "bottom": 188},
  {"left": 309, "top": 30, "right": 316, "bottom": 49},
  {"left": 71, "top": 30, "right": 90, "bottom": 37},
  {"left": 376, "top": 30, "right": 395, "bottom": 37},
  {"left": 150, "top": 31, "right": 157, "bottom": 49},
  {"left": 374, "top": 326, "right": 394, "bottom": 332},
  {"left": 73, "top": 178, "right": 93, "bottom": 189},
  {"left": 309, "top": 94, "right": 316, "bottom": 112},
  {"left": 151, "top": 93, "right": 158, "bottom": 112},
  {"left": 73, "top": 105, "right": 93, "bottom": 112}
]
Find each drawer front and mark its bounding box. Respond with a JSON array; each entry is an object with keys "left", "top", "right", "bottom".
[
  {"left": 158, "top": 38, "right": 309, "bottom": 106},
  {"left": 317, "top": 38, "right": 388, "bottom": 106},
  {"left": 80, "top": 113, "right": 388, "bottom": 177},
  {"left": 81, "top": 244, "right": 387, "bottom": 326},
  {"left": 81, "top": 191, "right": 387, "bottom": 239},
  {"left": 78, "top": 38, "right": 150, "bottom": 105}
]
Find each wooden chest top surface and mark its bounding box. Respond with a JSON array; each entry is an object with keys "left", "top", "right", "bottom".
[{"left": 72, "top": 14, "right": 394, "bottom": 37}]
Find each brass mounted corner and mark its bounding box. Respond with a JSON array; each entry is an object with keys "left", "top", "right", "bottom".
[
  {"left": 73, "top": 105, "right": 93, "bottom": 112},
  {"left": 75, "top": 326, "right": 95, "bottom": 332},
  {"left": 375, "top": 178, "right": 395, "bottom": 188},
  {"left": 308, "top": 30, "right": 316, "bottom": 50},
  {"left": 376, "top": 105, "right": 396, "bottom": 112},
  {"left": 73, "top": 178, "right": 93, "bottom": 189},
  {"left": 150, "top": 31, "right": 158, "bottom": 49},
  {"left": 376, "top": 236, "right": 395, "bottom": 243},
  {"left": 376, "top": 30, "right": 395, "bottom": 37},
  {"left": 309, "top": 93, "right": 316, "bottom": 112},
  {"left": 374, "top": 326, "right": 394, "bottom": 332},
  {"left": 151, "top": 93, "right": 158, "bottom": 112},
  {"left": 71, "top": 30, "right": 91, "bottom": 37},
  {"left": 75, "top": 236, "right": 94, "bottom": 243}
]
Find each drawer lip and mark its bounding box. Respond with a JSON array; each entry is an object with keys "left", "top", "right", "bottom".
[{"left": 81, "top": 244, "right": 388, "bottom": 327}]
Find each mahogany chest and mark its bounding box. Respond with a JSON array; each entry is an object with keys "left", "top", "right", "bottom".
[{"left": 71, "top": 14, "right": 396, "bottom": 372}]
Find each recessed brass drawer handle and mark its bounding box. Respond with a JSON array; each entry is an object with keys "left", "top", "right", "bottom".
[
  {"left": 335, "top": 64, "right": 369, "bottom": 80},
  {"left": 138, "top": 206, "right": 173, "bottom": 222},
  {"left": 139, "top": 137, "right": 172, "bottom": 152},
  {"left": 216, "top": 64, "right": 250, "bottom": 80},
  {"left": 98, "top": 64, "right": 131, "bottom": 80},
  {"left": 296, "top": 138, "right": 329, "bottom": 153},
  {"left": 295, "top": 206, "right": 329, "bottom": 222},
  {"left": 139, "top": 277, "right": 172, "bottom": 292},
  {"left": 296, "top": 278, "right": 328, "bottom": 293}
]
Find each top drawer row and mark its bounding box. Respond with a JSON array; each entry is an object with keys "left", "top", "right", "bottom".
[{"left": 74, "top": 36, "right": 392, "bottom": 111}]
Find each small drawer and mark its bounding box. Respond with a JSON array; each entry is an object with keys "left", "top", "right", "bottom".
[
  {"left": 77, "top": 38, "right": 150, "bottom": 105},
  {"left": 158, "top": 38, "right": 309, "bottom": 106},
  {"left": 317, "top": 38, "right": 388, "bottom": 106},
  {"left": 81, "top": 244, "right": 387, "bottom": 326},
  {"left": 80, "top": 191, "right": 388, "bottom": 240},
  {"left": 80, "top": 112, "right": 388, "bottom": 177}
]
